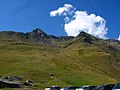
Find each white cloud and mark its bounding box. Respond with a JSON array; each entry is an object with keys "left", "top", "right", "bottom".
[
  {"left": 118, "top": 35, "right": 120, "bottom": 41},
  {"left": 50, "top": 4, "right": 108, "bottom": 39},
  {"left": 50, "top": 4, "right": 75, "bottom": 17}
]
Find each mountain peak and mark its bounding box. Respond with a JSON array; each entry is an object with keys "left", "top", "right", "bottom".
[
  {"left": 32, "top": 28, "right": 47, "bottom": 35},
  {"left": 77, "top": 31, "right": 91, "bottom": 37},
  {"left": 76, "top": 31, "right": 99, "bottom": 44},
  {"left": 30, "top": 28, "right": 49, "bottom": 38}
]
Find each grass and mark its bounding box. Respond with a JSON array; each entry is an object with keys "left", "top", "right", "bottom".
[{"left": 0, "top": 40, "right": 120, "bottom": 90}]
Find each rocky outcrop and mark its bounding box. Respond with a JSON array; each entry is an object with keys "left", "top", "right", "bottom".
[
  {"left": 23, "top": 80, "right": 34, "bottom": 86},
  {"left": 0, "top": 76, "right": 21, "bottom": 89}
]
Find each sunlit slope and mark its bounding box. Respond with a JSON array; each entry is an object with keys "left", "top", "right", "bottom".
[
  {"left": 0, "top": 31, "right": 120, "bottom": 89},
  {"left": 0, "top": 40, "right": 120, "bottom": 89}
]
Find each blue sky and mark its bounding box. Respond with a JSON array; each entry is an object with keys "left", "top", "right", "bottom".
[{"left": 0, "top": 0, "right": 120, "bottom": 39}]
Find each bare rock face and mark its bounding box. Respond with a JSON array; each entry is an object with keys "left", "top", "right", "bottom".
[{"left": 29, "top": 28, "right": 48, "bottom": 39}]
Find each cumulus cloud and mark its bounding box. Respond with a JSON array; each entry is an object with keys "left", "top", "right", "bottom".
[
  {"left": 118, "top": 35, "right": 120, "bottom": 41},
  {"left": 50, "top": 4, "right": 75, "bottom": 17},
  {"left": 50, "top": 4, "right": 108, "bottom": 39}
]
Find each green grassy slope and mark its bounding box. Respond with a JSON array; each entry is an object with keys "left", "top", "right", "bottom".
[
  {"left": 0, "top": 40, "right": 120, "bottom": 90},
  {"left": 0, "top": 31, "right": 120, "bottom": 90}
]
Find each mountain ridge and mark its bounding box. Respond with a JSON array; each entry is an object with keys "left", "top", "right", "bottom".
[
  {"left": 0, "top": 28, "right": 119, "bottom": 45},
  {"left": 0, "top": 28, "right": 75, "bottom": 45}
]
